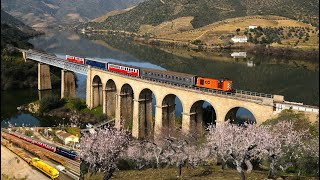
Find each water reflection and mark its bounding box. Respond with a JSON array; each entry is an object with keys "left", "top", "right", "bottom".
[{"left": 27, "top": 30, "right": 318, "bottom": 107}]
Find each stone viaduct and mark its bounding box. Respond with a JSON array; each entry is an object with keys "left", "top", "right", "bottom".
[
  {"left": 22, "top": 49, "right": 319, "bottom": 140},
  {"left": 86, "top": 67, "right": 280, "bottom": 139}
]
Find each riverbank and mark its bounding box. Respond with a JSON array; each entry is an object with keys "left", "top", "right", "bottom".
[
  {"left": 82, "top": 29, "right": 319, "bottom": 63},
  {"left": 19, "top": 97, "right": 107, "bottom": 127}
]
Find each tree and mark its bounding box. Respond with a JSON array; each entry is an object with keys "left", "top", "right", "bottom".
[
  {"left": 263, "top": 121, "right": 305, "bottom": 179},
  {"left": 80, "top": 126, "right": 130, "bottom": 180},
  {"left": 236, "top": 28, "right": 241, "bottom": 35},
  {"left": 127, "top": 135, "right": 210, "bottom": 178},
  {"left": 39, "top": 95, "right": 65, "bottom": 113},
  {"left": 160, "top": 135, "right": 210, "bottom": 177},
  {"left": 206, "top": 122, "right": 269, "bottom": 180}
]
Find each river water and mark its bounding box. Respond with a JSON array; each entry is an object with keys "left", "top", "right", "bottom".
[{"left": 1, "top": 29, "right": 318, "bottom": 127}]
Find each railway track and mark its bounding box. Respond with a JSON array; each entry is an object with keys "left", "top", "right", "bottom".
[{"left": 1, "top": 130, "right": 80, "bottom": 177}]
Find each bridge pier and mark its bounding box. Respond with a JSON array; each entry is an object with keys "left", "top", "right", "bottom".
[
  {"left": 38, "top": 63, "right": 52, "bottom": 90},
  {"left": 182, "top": 113, "right": 191, "bottom": 134},
  {"left": 132, "top": 100, "right": 140, "bottom": 138},
  {"left": 154, "top": 105, "right": 164, "bottom": 140},
  {"left": 190, "top": 110, "right": 204, "bottom": 136},
  {"left": 120, "top": 93, "right": 133, "bottom": 130},
  {"left": 133, "top": 98, "right": 153, "bottom": 140},
  {"left": 38, "top": 90, "right": 52, "bottom": 100},
  {"left": 61, "top": 70, "right": 76, "bottom": 99},
  {"left": 115, "top": 94, "right": 121, "bottom": 129},
  {"left": 104, "top": 88, "right": 117, "bottom": 118},
  {"left": 92, "top": 83, "right": 103, "bottom": 108}
]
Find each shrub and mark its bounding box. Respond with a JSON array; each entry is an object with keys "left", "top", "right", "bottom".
[
  {"left": 191, "top": 39, "right": 202, "bottom": 45},
  {"left": 69, "top": 98, "right": 86, "bottom": 110},
  {"left": 39, "top": 95, "right": 65, "bottom": 113},
  {"left": 24, "top": 130, "right": 34, "bottom": 137}
]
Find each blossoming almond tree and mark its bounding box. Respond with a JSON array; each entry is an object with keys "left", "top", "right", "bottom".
[
  {"left": 263, "top": 121, "right": 306, "bottom": 179},
  {"left": 206, "top": 122, "right": 270, "bottom": 180},
  {"left": 80, "top": 126, "right": 130, "bottom": 180},
  {"left": 126, "top": 134, "right": 211, "bottom": 178}
]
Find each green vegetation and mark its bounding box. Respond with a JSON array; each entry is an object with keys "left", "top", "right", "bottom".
[
  {"left": 1, "top": 11, "right": 60, "bottom": 90},
  {"left": 80, "top": 0, "right": 319, "bottom": 32},
  {"left": 53, "top": 135, "right": 65, "bottom": 145},
  {"left": 262, "top": 110, "right": 319, "bottom": 176},
  {"left": 24, "top": 130, "right": 34, "bottom": 137},
  {"left": 245, "top": 26, "right": 318, "bottom": 47},
  {"left": 64, "top": 127, "right": 80, "bottom": 137},
  {"left": 39, "top": 95, "right": 65, "bottom": 113},
  {"left": 263, "top": 109, "right": 317, "bottom": 136},
  {"left": 191, "top": 40, "right": 203, "bottom": 45},
  {"left": 84, "top": 165, "right": 319, "bottom": 180},
  {"left": 65, "top": 98, "right": 87, "bottom": 111}
]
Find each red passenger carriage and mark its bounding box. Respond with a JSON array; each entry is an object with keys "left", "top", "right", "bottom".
[
  {"left": 66, "top": 55, "right": 85, "bottom": 64},
  {"left": 107, "top": 63, "right": 140, "bottom": 77}
]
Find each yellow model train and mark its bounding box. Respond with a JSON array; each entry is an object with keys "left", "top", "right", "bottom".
[{"left": 30, "top": 158, "right": 59, "bottom": 179}]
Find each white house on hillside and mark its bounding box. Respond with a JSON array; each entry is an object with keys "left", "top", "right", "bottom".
[
  {"left": 231, "top": 35, "right": 248, "bottom": 43},
  {"left": 249, "top": 25, "right": 258, "bottom": 29}
]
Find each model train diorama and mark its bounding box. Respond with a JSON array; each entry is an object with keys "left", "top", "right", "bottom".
[
  {"left": 66, "top": 55, "right": 233, "bottom": 92},
  {"left": 6, "top": 130, "right": 78, "bottom": 160}
]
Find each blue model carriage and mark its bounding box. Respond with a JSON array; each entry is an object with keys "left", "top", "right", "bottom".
[
  {"left": 55, "top": 146, "right": 78, "bottom": 160},
  {"left": 85, "top": 58, "right": 106, "bottom": 69}
]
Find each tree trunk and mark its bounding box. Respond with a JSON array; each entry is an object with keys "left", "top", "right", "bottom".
[
  {"left": 268, "top": 157, "right": 276, "bottom": 179},
  {"left": 221, "top": 160, "right": 227, "bottom": 170},
  {"left": 245, "top": 160, "right": 253, "bottom": 173},
  {"left": 236, "top": 164, "right": 246, "bottom": 180},
  {"left": 176, "top": 163, "right": 182, "bottom": 177},
  {"left": 103, "top": 168, "right": 115, "bottom": 180},
  {"left": 240, "top": 170, "right": 246, "bottom": 180}
]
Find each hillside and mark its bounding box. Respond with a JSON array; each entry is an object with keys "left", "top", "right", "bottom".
[
  {"left": 1, "top": 10, "right": 38, "bottom": 35},
  {"left": 142, "top": 15, "right": 319, "bottom": 49},
  {"left": 1, "top": 10, "right": 52, "bottom": 91},
  {"left": 92, "top": 7, "right": 135, "bottom": 23},
  {"left": 1, "top": 10, "right": 40, "bottom": 49},
  {"left": 1, "top": 0, "right": 146, "bottom": 28},
  {"left": 83, "top": 0, "right": 319, "bottom": 32}
]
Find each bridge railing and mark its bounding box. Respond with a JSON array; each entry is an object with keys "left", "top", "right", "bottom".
[
  {"left": 235, "top": 89, "right": 273, "bottom": 98},
  {"left": 26, "top": 51, "right": 88, "bottom": 75}
]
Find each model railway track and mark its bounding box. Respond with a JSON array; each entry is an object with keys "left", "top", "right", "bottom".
[
  {"left": 1, "top": 137, "right": 58, "bottom": 180},
  {"left": 1, "top": 131, "right": 80, "bottom": 176}
]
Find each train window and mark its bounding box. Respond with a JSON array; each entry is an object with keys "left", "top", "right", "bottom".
[
  {"left": 218, "top": 80, "right": 223, "bottom": 89},
  {"left": 200, "top": 79, "right": 204, "bottom": 85}
]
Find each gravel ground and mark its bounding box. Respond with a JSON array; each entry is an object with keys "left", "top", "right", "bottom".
[{"left": 1, "top": 145, "right": 50, "bottom": 180}]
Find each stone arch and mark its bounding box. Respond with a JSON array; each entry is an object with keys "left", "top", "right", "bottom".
[
  {"left": 104, "top": 79, "right": 117, "bottom": 119},
  {"left": 189, "top": 100, "right": 216, "bottom": 136},
  {"left": 138, "top": 88, "right": 155, "bottom": 140},
  {"left": 225, "top": 106, "right": 256, "bottom": 125},
  {"left": 161, "top": 94, "right": 183, "bottom": 137},
  {"left": 92, "top": 75, "right": 103, "bottom": 108},
  {"left": 120, "top": 83, "right": 134, "bottom": 130}
]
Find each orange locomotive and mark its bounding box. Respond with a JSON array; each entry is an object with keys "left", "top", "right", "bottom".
[{"left": 196, "top": 77, "right": 232, "bottom": 91}]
